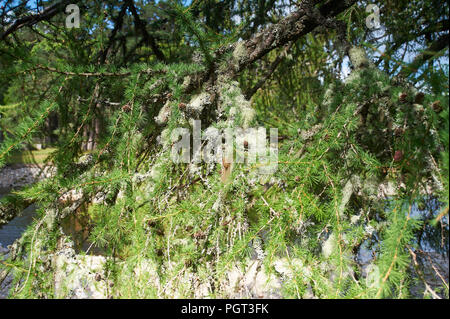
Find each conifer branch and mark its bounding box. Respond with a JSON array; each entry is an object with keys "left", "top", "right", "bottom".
[
  {"left": 127, "top": 0, "right": 166, "bottom": 62},
  {"left": 400, "top": 33, "right": 450, "bottom": 77},
  {"left": 98, "top": 3, "right": 129, "bottom": 64},
  {"left": 0, "top": 0, "right": 79, "bottom": 41}
]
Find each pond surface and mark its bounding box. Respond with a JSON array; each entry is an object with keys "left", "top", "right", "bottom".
[
  {"left": 0, "top": 192, "right": 104, "bottom": 255},
  {"left": 0, "top": 192, "right": 37, "bottom": 248}
]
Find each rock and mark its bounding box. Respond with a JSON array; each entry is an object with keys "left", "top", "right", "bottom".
[
  {"left": 0, "top": 243, "right": 8, "bottom": 255},
  {"left": 243, "top": 260, "right": 260, "bottom": 291},
  {"left": 0, "top": 165, "right": 55, "bottom": 190},
  {"left": 134, "top": 259, "right": 160, "bottom": 287},
  {"left": 225, "top": 266, "right": 242, "bottom": 295},
  {"left": 273, "top": 258, "right": 309, "bottom": 278},
  {"left": 53, "top": 244, "right": 108, "bottom": 299},
  {"left": 254, "top": 268, "right": 282, "bottom": 298},
  {"left": 0, "top": 270, "right": 13, "bottom": 299},
  {"left": 220, "top": 259, "right": 293, "bottom": 298}
]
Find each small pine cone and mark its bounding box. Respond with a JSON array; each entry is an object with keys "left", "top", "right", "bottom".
[
  {"left": 178, "top": 102, "right": 186, "bottom": 110},
  {"left": 431, "top": 101, "right": 443, "bottom": 113},
  {"left": 414, "top": 92, "right": 425, "bottom": 104},
  {"left": 398, "top": 92, "right": 408, "bottom": 103},
  {"left": 394, "top": 127, "right": 404, "bottom": 137},
  {"left": 393, "top": 150, "right": 403, "bottom": 162},
  {"left": 122, "top": 104, "right": 131, "bottom": 112},
  {"left": 147, "top": 219, "right": 156, "bottom": 228}
]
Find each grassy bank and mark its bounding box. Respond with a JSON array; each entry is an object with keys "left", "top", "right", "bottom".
[{"left": 5, "top": 148, "right": 56, "bottom": 165}]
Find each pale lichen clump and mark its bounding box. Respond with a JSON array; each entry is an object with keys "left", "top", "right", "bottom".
[
  {"left": 155, "top": 100, "right": 172, "bottom": 125},
  {"left": 182, "top": 75, "right": 192, "bottom": 90},
  {"left": 186, "top": 92, "right": 211, "bottom": 116},
  {"left": 346, "top": 46, "right": 390, "bottom": 91},
  {"left": 149, "top": 161, "right": 165, "bottom": 181},
  {"left": 345, "top": 46, "right": 376, "bottom": 85},
  {"left": 232, "top": 41, "right": 248, "bottom": 71},
  {"left": 158, "top": 128, "right": 172, "bottom": 148},
  {"left": 322, "top": 82, "right": 337, "bottom": 114},
  {"left": 322, "top": 233, "right": 337, "bottom": 259},
  {"left": 338, "top": 175, "right": 361, "bottom": 218},
  {"left": 348, "top": 46, "right": 371, "bottom": 70},
  {"left": 218, "top": 80, "right": 255, "bottom": 128}
]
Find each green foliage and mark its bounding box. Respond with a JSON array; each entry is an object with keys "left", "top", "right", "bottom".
[
  {"left": 0, "top": 100, "right": 59, "bottom": 168},
  {"left": 0, "top": 0, "right": 448, "bottom": 299}
]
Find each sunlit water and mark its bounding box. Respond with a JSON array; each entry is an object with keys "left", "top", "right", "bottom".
[{"left": 0, "top": 192, "right": 37, "bottom": 248}]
